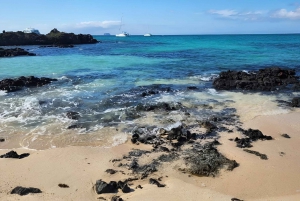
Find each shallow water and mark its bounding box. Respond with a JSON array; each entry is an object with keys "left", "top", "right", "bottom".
[{"left": 0, "top": 34, "right": 299, "bottom": 149}]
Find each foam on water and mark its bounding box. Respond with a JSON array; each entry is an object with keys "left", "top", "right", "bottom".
[
  {"left": 0, "top": 90, "right": 7, "bottom": 96},
  {"left": 206, "top": 88, "right": 227, "bottom": 96},
  {"left": 111, "top": 133, "right": 128, "bottom": 147}
]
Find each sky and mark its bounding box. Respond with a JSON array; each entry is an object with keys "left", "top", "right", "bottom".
[{"left": 1, "top": 0, "right": 300, "bottom": 35}]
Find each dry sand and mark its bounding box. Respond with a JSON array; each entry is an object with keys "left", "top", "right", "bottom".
[{"left": 1, "top": 111, "right": 300, "bottom": 200}]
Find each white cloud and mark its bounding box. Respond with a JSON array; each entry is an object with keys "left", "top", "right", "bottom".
[
  {"left": 76, "top": 21, "right": 120, "bottom": 28},
  {"left": 208, "top": 9, "right": 265, "bottom": 21},
  {"left": 209, "top": 9, "right": 238, "bottom": 17},
  {"left": 271, "top": 7, "right": 300, "bottom": 19}
]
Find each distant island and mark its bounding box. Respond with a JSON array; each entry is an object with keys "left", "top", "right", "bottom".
[
  {"left": 0, "top": 28, "right": 98, "bottom": 46},
  {"left": 104, "top": 33, "right": 110, "bottom": 36}
]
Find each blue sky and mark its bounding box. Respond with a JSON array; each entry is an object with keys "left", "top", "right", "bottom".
[{"left": 1, "top": 0, "right": 300, "bottom": 35}]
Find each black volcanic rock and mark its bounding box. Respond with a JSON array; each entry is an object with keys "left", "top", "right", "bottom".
[
  {"left": 95, "top": 180, "right": 118, "bottom": 194},
  {"left": 0, "top": 76, "right": 57, "bottom": 92},
  {"left": 66, "top": 111, "right": 80, "bottom": 120},
  {"left": 0, "top": 150, "right": 30, "bottom": 159},
  {"left": 0, "top": 29, "right": 98, "bottom": 46},
  {"left": 11, "top": 186, "right": 42, "bottom": 195},
  {"left": 213, "top": 67, "right": 299, "bottom": 91},
  {"left": 0, "top": 48, "right": 36, "bottom": 57},
  {"left": 149, "top": 178, "right": 166, "bottom": 187},
  {"left": 290, "top": 97, "right": 300, "bottom": 107},
  {"left": 243, "top": 149, "right": 268, "bottom": 160}
]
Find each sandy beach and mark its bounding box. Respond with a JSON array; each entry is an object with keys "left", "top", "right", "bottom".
[{"left": 1, "top": 102, "right": 300, "bottom": 201}]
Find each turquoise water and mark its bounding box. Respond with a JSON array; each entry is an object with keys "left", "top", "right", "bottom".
[{"left": 0, "top": 34, "right": 299, "bottom": 148}]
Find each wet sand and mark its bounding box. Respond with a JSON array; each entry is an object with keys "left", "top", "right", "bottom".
[{"left": 1, "top": 109, "right": 300, "bottom": 201}]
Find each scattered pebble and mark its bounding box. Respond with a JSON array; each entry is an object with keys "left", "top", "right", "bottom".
[{"left": 58, "top": 184, "right": 69, "bottom": 188}]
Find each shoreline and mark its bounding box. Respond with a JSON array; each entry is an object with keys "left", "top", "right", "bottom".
[{"left": 1, "top": 108, "right": 300, "bottom": 200}]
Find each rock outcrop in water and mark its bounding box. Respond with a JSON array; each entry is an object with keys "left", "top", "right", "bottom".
[
  {"left": 213, "top": 67, "right": 299, "bottom": 91},
  {"left": 0, "top": 76, "right": 57, "bottom": 92},
  {"left": 0, "top": 28, "right": 98, "bottom": 46},
  {"left": 0, "top": 48, "right": 36, "bottom": 57}
]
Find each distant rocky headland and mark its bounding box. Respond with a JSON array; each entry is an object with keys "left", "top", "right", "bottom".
[{"left": 0, "top": 28, "right": 98, "bottom": 46}]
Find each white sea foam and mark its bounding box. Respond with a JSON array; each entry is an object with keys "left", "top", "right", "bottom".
[
  {"left": 190, "top": 74, "right": 218, "bottom": 82},
  {"left": 103, "top": 108, "right": 125, "bottom": 113},
  {"left": 0, "top": 90, "right": 7, "bottom": 96},
  {"left": 112, "top": 133, "right": 128, "bottom": 146},
  {"left": 57, "top": 76, "right": 69, "bottom": 80},
  {"left": 165, "top": 121, "right": 182, "bottom": 131},
  {"left": 207, "top": 88, "right": 226, "bottom": 96}
]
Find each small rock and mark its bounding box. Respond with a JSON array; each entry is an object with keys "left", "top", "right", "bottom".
[
  {"left": 111, "top": 195, "right": 123, "bottom": 201},
  {"left": 231, "top": 198, "right": 243, "bottom": 201},
  {"left": 117, "top": 181, "right": 131, "bottom": 193},
  {"left": 0, "top": 150, "right": 30, "bottom": 159},
  {"left": 0, "top": 138, "right": 5, "bottom": 142},
  {"left": 136, "top": 185, "right": 143, "bottom": 189},
  {"left": 58, "top": 184, "right": 69, "bottom": 188},
  {"left": 11, "top": 186, "right": 42, "bottom": 196},
  {"left": 281, "top": 134, "right": 291, "bottom": 138},
  {"left": 95, "top": 180, "right": 118, "bottom": 194},
  {"left": 149, "top": 178, "right": 166, "bottom": 187},
  {"left": 279, "top": 152, "right": 285, "bottom": 156},
  {"left": 105, "top": 169, "right": 117, "bottom": 174}
]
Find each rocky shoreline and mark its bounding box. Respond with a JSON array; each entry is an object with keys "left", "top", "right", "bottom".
[
  {"left": 0, "top": 47, "right": 36, "bottom": 57},
  {"left": 0, "top": 67, "right": 300, "bottom": 200},
  {"left": 0, "top": 28, "right": 98, "bottom": 46}
]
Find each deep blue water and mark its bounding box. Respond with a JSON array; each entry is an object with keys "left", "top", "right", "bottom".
[{"left": 0, "top": 34, "right": 299, "bottom": 148}]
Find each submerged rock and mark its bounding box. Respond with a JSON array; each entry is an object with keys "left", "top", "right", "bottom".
[
  {"left": 40, "top": 44, "right": 74, "bottom": 48},
  {"left": 11, "top": 186, "right": 42, "bottom": 196},
  {"left": 0, "top": 48, "right": 36, "bottom": 57},
  {"left": 135, "top": 102, "right": 182, "bottom": 112},
  {"left": 213, "top": 67, "right": 299, "bottom": 91},
  {"left": 0, "top": 150, "right": 30, "bottom": 159}
]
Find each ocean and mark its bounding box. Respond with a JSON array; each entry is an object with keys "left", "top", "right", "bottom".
[{"left": 1, "top": 34, "right": 300, "bottom": 149}]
